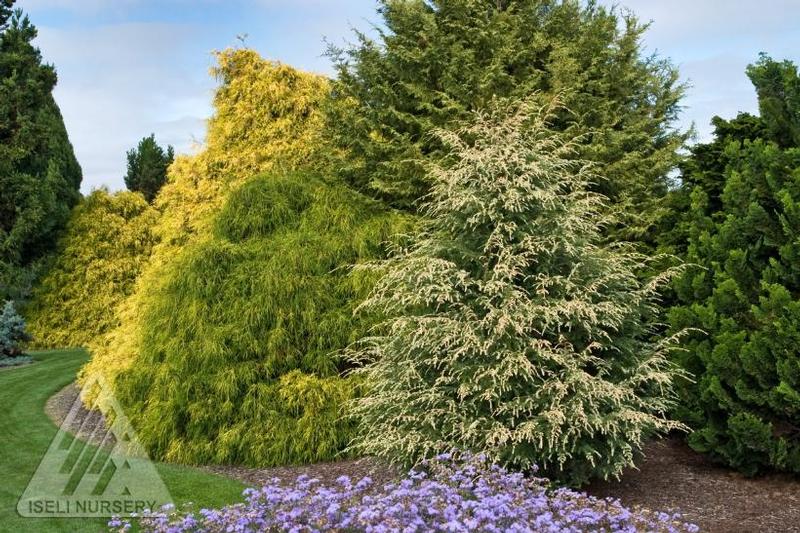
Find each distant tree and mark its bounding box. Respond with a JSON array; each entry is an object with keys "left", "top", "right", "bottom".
[
  {"left": 349, "top": 100, "right": 686, "bottom": 487},
  {"left": 326, "top": 0, "right": 688, "bottom": 243},
  {"left": 124, "top": 134, "right": 174, "bottom": 202},
  {"left": 0, "top": 4, "right": 82, "bottom": 299},
  {"left": 666, "top": 55, "right": 800, "bottom": 475}
]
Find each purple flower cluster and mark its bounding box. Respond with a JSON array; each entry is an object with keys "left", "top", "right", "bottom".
[{"left": 110, "top": 454, "right": 698, "bottom": 532}]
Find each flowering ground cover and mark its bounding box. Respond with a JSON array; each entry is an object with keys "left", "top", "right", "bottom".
[{"left": 112, "top": 454, "right": 698, "bottom": 532}]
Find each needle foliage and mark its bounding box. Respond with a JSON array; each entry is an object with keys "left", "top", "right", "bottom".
[
  {"left": 0, "top": 4, "right": 82, "bottom": 300},
  {"left": 24, "top": 189, "right": 158, "bottom": 349},
  {"left": 112, "top": 173, "right": 407, "bottom": 466},
  {"left": 81, "top": 49, "right": 330, "bottom": 394},
  {"left": 80, "top": 48, "right": 410, "bottom": 466},
  {"left": 665, "top": 56, "right": 800, "bottom": 475},
  {"left": 348, "top": 99, "right": 685, "bottom": 486},
  {"left": 327, "top": 0, "right": 687, "bottom": 242},
  {"left": 0, "top": 299, "right": 30, "bottom": 357},
  {"left": 125, "top": 134, "right": 174, "bottom": 202}
]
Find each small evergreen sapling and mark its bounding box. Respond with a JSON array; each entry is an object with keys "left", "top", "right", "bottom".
[
  {"left": 0, "top": 300, "right": 31, "bottom": 357},
  {"left": 348, "top": 99, "right": 686, "bottom": 486}
]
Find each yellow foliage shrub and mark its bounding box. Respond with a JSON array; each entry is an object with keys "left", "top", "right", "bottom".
[
  {"left": 153, "top": 49, "right": 330, "bottom": 249},
  {"left": 110, "top": 173, "right": 407, "bottom": 466},
  {"left": 24, "top": 189, "right": 158, "bottom": 349},
  {"left": 80, "top": 49, "right": 330, "bottom": 398}
]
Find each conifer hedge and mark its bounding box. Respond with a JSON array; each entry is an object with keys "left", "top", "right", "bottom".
[
  {"left": 25, "top": 189, "right": 158, "bottom": 348},
  {"left": 113, "top": 174, "right": 407, "bottom": 466},
  {"left": 666, "top": 56, "right": 800, "bottom": 475}
]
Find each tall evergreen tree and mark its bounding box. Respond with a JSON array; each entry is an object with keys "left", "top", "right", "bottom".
[
  {"left": 124, "top": 134, "right": 174, "bottom": 202},
  {"left": 327, "top": 0, "right": 687, "bottom": 242},
  {"left": 747, "top": 55, "right": 800, "bottom": 148},
  {"left": 666, "top": 55, "right": 800, "bottom": 475},
  {"left": 349, "top": 100, "right": 685, "bottom": 487},
  {"left": 0, "top": 3, "right": 82, "bottom": 299},
  {"left": 0, "top": 1, "right": 14, "bottom": 29}
]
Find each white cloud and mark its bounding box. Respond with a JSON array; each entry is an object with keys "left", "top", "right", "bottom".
[
  {"left": 601, "top": 0, "right": 800, "bottom": 142},
  {"left": 33, "top": 22, "right": 215, "bottom": 193},
  {"left": 19, "top": 0, "right": 800, "bottom": 193},
  {"left": 18, "top": 0, "right": 375, "bottom": 193}
]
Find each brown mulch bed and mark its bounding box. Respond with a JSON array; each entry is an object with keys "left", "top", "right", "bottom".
[
  {"left": 587, "top": 437, "right": 800, "bottom": 533},
  {"left": 45, "top": 382, "right": 114, "bottom": 448},
  {"left": 47, "top": 383, "right": 800, "bottom": 531}
]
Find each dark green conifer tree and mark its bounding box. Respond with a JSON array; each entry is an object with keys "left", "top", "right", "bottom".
[
  {"left": 0, "top": 1, "right": 13, "bottom": 29},
  {"left": 666, "top": 55, "right": 800, "bottom": 475},
  {"left": 0, "top": 2, "right": 82, "bottom": 299},
  {"left": 124, "top": 134, "right": 174, "bottom": 202},
  {"left": 327, "top": 0, "right": 687, "bottom": 242}
]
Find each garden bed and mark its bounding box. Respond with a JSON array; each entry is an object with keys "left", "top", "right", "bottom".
[
  {"left": 47, "top": 383, "right": 800, "bottom": 532},
  {"left": 45, "top": 382, "right": 111, "bottom": 447},
  {"left": 588, "top": 437, "right": 800, "bottom": 532}
]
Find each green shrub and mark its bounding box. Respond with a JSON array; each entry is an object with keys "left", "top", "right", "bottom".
[
  {"left": 665, "top": 55, "right": 800, "bottom": 475},
  {"left": 0, "top": 300, "right": 31, "bottom": 357},
  {"left": 24, "top": 189, "right": 159, "bottom": 349},
  {"left": 348, "top": 100, "right": 685, "bottom": 487},
  {"left": 112, "top": 173, "right": 409, "bottom": 467},
  {"left": 0, "top": 354, "right": 32, "bottom": 367}
]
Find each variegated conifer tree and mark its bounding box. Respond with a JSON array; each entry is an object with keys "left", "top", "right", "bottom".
[{"left": 349, "top": 99, "right": 685, "bottom": 486}]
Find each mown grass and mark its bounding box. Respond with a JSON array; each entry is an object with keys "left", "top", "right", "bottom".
[{"left": 0, "top": 349, "right": 245, "bottom": 533}]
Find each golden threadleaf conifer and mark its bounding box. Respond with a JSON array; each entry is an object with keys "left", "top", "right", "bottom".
[
  {"left": 81, "top": 49, "right": 329, "bottom": 396},
  {"left": 25, "top": 189, "right": 158, "bottom": 349}
]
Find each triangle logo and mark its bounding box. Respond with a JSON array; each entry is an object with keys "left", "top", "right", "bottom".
[{"left": 17, "top": 374, "right": 173, "bottom": 517}]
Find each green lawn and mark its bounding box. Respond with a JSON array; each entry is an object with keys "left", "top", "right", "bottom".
[{"left": 0, "top": 349, "right": 246, "bottom": 533}]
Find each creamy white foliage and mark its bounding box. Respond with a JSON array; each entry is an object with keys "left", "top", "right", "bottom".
[{"left": 348, "top": 99, "right": 687, "bottom": 486}]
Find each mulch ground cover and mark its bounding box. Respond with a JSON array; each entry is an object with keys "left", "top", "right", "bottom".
[
  {"left": 47, "top": 383, "right": 800, "bottom": 532},
  {"left": 588, "top": 437, "right": 800, "bottom": 532}
]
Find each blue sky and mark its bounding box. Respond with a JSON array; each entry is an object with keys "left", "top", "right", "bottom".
[{"left": 16, "top": 0, "right": 800, "bottom": 193}]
